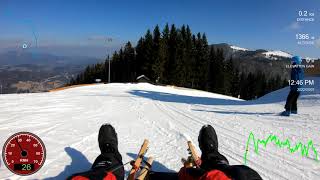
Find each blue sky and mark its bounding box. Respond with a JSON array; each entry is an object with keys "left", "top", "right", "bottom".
[{"left": 0, "top": 0, "right": 319, "bottom": 58}]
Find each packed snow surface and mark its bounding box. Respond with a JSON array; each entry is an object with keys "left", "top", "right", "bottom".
[
  {"left": 263, "top": 50, "right": 293, "bottom": 59},
  {"left": 0, "top": 78, "right": 320, "bottom": 179}
]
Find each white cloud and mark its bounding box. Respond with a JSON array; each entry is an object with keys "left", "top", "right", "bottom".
[
  {"left": 285, "top": 22, "right": 301, "bottom": 30},
  {"left": 88, "top": 35, "right": 114, "bottom": 42}
]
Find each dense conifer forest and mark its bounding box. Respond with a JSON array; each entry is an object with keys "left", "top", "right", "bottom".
[{"left": 69, "top": 24, "right": 287, "bottom": 100}]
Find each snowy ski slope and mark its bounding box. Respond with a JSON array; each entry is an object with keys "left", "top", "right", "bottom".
[{"left": 0, "top": 77, "right": 319, "bottom": 179}]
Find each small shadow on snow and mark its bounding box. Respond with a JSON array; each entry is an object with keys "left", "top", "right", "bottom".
[
  {"left": 44, "top": 147, "right": 92, "bottom": 180},
  {"left": 192, "top": 109, "right": 274, "bottom": 116},
  {"left": 126, "top": 153, "right": 176, "bottom": 173}
]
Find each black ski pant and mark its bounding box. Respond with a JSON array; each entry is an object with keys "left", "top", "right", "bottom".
[
  {"left": 285, "top": 90, "right": 300, "bottom": 111},
  {"left": 147, "top": 164, "right": 262, "bottom": 180},
  {"left": 201, "top": 151, "right": 262, "bottom": 180},
  {"left": 67, "top": 152, "right": 125, "bottom": 180},
  {"left": 147, "top": 151, "right": 262, "bottom": 180}
]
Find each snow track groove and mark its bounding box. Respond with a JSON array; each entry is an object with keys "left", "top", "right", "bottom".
[{"left": 154, "top": 102, "right": 299, "bottom": 179}]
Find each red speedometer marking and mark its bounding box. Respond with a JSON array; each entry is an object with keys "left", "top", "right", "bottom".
[{"left": 2, "top": 132, "right": 46, "bottom": 176}]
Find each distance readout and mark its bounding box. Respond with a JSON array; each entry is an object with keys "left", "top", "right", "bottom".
[{"left": 297, "top": 10, "right": 315, "bottom": 22}]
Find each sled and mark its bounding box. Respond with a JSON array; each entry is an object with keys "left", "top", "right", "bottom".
[
  {"left": 182, "top": 141, "right": 201, "bottom": 168},
  {"left": 127, "top": 139, "right": 150, "bottom": 180},
  {"left": 136, "top": 156, "right": 154, "bottom": 180}
]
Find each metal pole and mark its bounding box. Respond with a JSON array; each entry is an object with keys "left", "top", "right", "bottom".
[
  {"left": 108, "top": 56, "right": 111, "bottom": 83},
  {"left": 106, "top": 36, "right": 111, "bottom": 84},
  {"left": 0, "top": 84, "right": 2, "bottom": 94}
]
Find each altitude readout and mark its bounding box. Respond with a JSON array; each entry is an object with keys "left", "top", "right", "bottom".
[
  {"left": 296, "top": 34, "right": 316, "bottom": 40},
  {"left": 2, "top": 132, "right": 46, "bottom": 176},
  {"left": 296, "top": 33, "right": 316, "bottom": 45}
]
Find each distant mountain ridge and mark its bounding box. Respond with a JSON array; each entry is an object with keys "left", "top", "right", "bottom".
[
  {"left": 0, "top": 51, "right": 101, "bottom": 66},
  {"left": 211, "top": 43, "right": 319, "bottom": 61},
  {"left": 0, "top": 44, "right": 319, "bottom": 94},
  {"left": 210, "top": 43, "right": 319, "bottom": 81},
  {"left": 0, "top": 51, "right": 104, "bottom": 94}
]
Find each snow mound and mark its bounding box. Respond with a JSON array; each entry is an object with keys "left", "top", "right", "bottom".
[
  {"left": 262, "top": 50, "right": 293, "bottom": 59},
  {"left": 230, "top": 45, "right": 249, "bottom": 51}
]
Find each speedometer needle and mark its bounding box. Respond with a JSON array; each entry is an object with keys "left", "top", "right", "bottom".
[
  {"left": 16, "top": 138, "right": 28, "bottom": 157},
  {"left": 15, "top": 138, "right": 23, "bottom": 151}
]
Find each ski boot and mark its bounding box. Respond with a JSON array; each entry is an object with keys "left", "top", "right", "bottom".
[
  {"left": 93, "top": 124, "right": 124, "bottom": 178},
  {"left": 198, "top": 125, "right": 229, "bottom": 170},
  {"left": 98, "top": 123, "right": 119, "bottom": 154},
  {"left": 280, "top": 111, "right": 290, "bottom": 116}
]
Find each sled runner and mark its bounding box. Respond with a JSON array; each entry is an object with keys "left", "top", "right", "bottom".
[
  {"left": 136, "top": 157, "right": 154, "bottom": 180},
  {"left": 127, "top": 139, "right": 153, "bottom": 180},
  {"left": 182, "top": 141, "right": 201, "bottom": 168}
]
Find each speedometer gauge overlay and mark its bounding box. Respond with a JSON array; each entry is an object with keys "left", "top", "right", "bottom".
[{"left": 2, "top": 132, "right": 46, "bottom": 176}]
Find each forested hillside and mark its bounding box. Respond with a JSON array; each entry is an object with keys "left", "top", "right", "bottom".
[{"left": 69, "top": 24, "right": 287, "bottom": 100}]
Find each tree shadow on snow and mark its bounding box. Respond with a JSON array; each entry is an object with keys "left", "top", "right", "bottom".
[
  {"left": 44, "top": 147, "right": 92, "bottom": 180},
  {"left": 129, "top": 90, "right": 244, "bottom": 106},
  {"left": 129, "top": 81, "right": 320, "bottom": 106},
  {"left": 126, "top": 153, "right": 176, "bottom": 173}
]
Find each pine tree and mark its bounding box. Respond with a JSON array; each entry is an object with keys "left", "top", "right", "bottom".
[
  {"left": 161, "top": 23, "right": 170, "bottom": 84},
  {"left": 123, "top": 41, "right": 135, "bottom": 81},
  {"left": 230, "top": 68, "right": 240, "bottom": 97},
  {"left": 207, "top": 46, "right": 216, "bottom": 92},
  {"left": 184, "top": 25, "right": 193, "bottom": 88},
  {"left": 213, "top": 48, "right": 225, "bottom": 93},
  {"left": 239, "top": 72, "right": 248, "bottom": 99},
  {"left": 167, "top": 24, "right": 178, "bottom": 84},
  {"left": 224, "top": 57, "right": 234, "bottom": 95},
  {"left": 174, "top": 26, "right": 185, "bottom": 86},
  {"left": 135, "top": 30, "right": 154, "bottom": 80},
  {"left": 199, "top": 33, "right": 209, "bottom": 90},
  {"left": 144, "top": 30, "right": 154, "bottom": 80},
  {"left": 152, "top": 25, "right": 163, "bottom": 82},
  {"left": 135, "top": 37, "right": 145, "bottom": 77}
]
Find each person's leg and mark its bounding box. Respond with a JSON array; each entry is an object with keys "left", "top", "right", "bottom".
[
  {"left": 220, "top": 165, "right": 262, "bottom": 180},
  {"left": 197, "top": 125, "right": 262, "bottom": 179},
  {"left": 291, "top": 91, "right": 300, "bottom": 114},
  {"left": 285, "top": 90, "right": 295, "bottom": 111},
  {"left": 198, "top": 125, "right": 229, "bottom": 171},
  {"left": 67, "top": 152, "right": 124, "bottom": 180},
  {"left": 282, "top": 90, "right": 296, "bottom": 116},
  {"left": 68, "top": 165, "right": 122, "bottom": 180},
  {"left": 96, "top": 124, "right": 125, "bottom": 179},
  {"left": 92, "top": 152, "right": 124, "bottom": 178},
  {"left": 67, "top": 124, "right": 125, "bottom": 180}
]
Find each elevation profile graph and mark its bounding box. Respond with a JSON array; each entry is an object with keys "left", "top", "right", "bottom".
[{"left": 244, "top": 132, "right": 319, "bottom": 164}]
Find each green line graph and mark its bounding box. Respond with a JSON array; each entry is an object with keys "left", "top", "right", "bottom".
[{"left": 244, "top": 132, "right": 319, "bottom": 164}]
